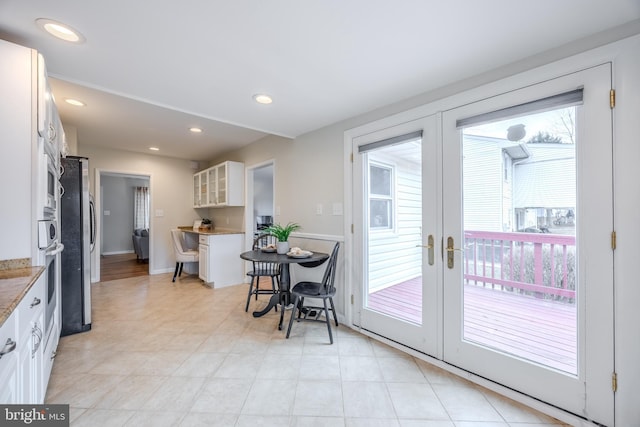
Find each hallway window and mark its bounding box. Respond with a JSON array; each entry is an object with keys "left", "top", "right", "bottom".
[{"left": 134, "top": 186, "right": 149, "bottom": 229}]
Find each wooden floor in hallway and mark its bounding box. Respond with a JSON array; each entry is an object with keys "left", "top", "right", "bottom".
[{"left": 100, "top": 253, "right": 148, "bottom": 282}]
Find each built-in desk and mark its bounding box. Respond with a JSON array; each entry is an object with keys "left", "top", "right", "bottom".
[{"left": 179, "top": 227, "right": 244, "bottom": 288}]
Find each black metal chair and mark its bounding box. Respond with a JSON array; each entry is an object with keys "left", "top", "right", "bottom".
[
  {"left": 245, "top": 233, "right": 281, "bottom": 312},
  {"left": 286, "top": 242, "right": 340, "bottom": 344}
]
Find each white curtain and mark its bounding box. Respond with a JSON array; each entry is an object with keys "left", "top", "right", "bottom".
[{"left": 134, "top": 186, "right": 149, "bottom": 229}]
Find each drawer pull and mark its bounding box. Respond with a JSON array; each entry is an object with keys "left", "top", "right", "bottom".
[
  {"left": 0, "top": 338, "right": 17, "bottom": 359},
  {"left": 30, "top": 297, "right": 42, "bottom": 308}
]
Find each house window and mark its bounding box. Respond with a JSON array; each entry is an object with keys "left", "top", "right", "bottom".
[{"left": 369, "top": 163, "right": 393, "bottom": 229}]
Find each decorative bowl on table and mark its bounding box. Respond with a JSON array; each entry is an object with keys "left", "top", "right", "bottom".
[
  {"left": 261, "top": 244, "right": 277, "bottom": 253},
  {"left": 286, "top": 247, "right": 312, "bottom": 258}
]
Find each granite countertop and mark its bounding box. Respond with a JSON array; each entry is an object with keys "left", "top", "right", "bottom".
[
  {"left": 0, "top": 266, "right": 45, "bottom": 328},
  {"left": 178, "top": 226, "right": 244, "bottom": 235}
]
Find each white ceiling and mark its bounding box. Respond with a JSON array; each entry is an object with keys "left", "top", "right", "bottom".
[{"left": 1, "top": 1, "right": 639, "bottom": 161}]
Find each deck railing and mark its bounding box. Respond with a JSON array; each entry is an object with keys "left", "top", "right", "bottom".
[{"left": 463, "top": 230, "right": 576, "bottom": 302}]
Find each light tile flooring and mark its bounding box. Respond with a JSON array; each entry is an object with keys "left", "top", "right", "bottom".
[{"left": 45, "top": 273, "right": 568, "bottom": 426}]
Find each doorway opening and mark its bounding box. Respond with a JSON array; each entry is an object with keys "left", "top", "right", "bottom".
[
  {"left": 244, "top": 160, "right": 275, "bottom": 252},
  {"left": 93, "top": 170, "right": 152, "bottom": 282}
]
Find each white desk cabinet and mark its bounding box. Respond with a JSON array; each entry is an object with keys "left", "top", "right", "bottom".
[{"left": 197, "top": 233, "right": 244, "bottom": 288}]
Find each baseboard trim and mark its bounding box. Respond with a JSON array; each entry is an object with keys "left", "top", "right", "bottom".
[{"left": 102, "top": 250, "right": 135, "bottom": 256}]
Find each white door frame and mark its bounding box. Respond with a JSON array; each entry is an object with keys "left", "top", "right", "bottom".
[{"left": 243, "top": 159, "right": 276, "bottom": 274}]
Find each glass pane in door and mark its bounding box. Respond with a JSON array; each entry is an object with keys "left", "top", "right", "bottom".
[
  {"left": 461, "top": 107, "right": 577, "bottom": 374},
  {"left": 365, "top": 139, "right": 422, "bottom": 325}
]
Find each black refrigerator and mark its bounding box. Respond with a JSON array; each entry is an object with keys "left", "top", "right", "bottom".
[{"left": 60, "top": 156, "right": 94, "bottom": 336}]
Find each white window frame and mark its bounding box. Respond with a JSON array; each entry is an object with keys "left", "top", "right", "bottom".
[{"left": 368, "top": 160, "right": 395, "bottom": 232}]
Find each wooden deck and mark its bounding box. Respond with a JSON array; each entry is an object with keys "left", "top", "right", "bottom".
[{"left": 368, "top": 277, "right": 577, "bottom": 373}]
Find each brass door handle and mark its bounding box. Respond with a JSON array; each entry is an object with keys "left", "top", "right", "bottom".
[
  {"left": 446, "top": 236, "right": 464, "bottom": 269},
  {"left": 416, "top": 235, "right": 435, "bottom": 265}
]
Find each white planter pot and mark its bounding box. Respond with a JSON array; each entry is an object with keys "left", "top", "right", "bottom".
[{"left": 276, "top": 241, "right": 289, "bottom": 254}]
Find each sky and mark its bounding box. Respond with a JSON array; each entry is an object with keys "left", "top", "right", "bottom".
[{"left": 463, "top": 107, "right": 576, "bottom": 144}]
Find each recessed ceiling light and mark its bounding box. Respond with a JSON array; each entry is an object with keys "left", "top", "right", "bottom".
[
  {"left": 189, "top": 127, "right": 202, "bottom": 133},
  {"left": 253, "top": 94, "right": 273, "bottom": 105},
  {"left": 35, "top": 18, "right": 85, "bottom": 43},
  {"left": 149, "top": 147, "right": 160, "bottom": 151},
  {"left": 64, "top": 98, "right": 85, "bottom": 107}
]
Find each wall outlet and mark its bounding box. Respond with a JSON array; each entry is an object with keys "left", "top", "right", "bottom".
[
  {"left": 103, "top": 210, "right": 110, "bottom": 216},
  {"left": 316, "top": 203, "right": 323, "bottom": 215}
]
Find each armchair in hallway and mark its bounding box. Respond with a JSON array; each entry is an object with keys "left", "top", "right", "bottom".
[{"left": 132, "top": 228, "right": 149, "bottom": 262}]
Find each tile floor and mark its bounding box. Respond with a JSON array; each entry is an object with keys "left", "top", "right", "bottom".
[{"left": 45, "top": 273, "right": 568, "bottom": 426}]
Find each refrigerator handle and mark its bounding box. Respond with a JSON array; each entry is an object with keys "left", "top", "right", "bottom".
[{"left": 89, "top": 194, "right": 96, "bottom": 253}]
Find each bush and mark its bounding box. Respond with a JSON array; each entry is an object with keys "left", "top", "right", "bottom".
[{"left": 502, "top": 244, "right": 576, "bottom": 303}]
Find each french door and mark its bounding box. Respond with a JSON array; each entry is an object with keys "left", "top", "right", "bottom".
[
  {"left": 353, "top": 64, "right": 613, "bottom": 424},
  {"left": 352, "top": 115, "right": 439, "bottom": 356}
]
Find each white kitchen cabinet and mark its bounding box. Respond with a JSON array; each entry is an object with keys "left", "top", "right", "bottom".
[
  {"left": 42, "top": 315, "right": 59, "bottom": 392},
  {"left": 197, "top": 233, "right": 244, "bottom": 287},
  {"left": 0, "top": 40, "right": 61, "bottom": 261},
  {"left": 0, "top": 40, "right": 38, "bottom": 261},
  {"left": 0, "top": 312, "right": 18, "bottom": 404},
  {"left": 198, "top": 242, "right": 209, "bottom": 281},
  {"left": 0, "top": 273, "right": 48, "bottom": 405},
  {"left": 16, "top": 273, "right": 45, "bottom": 404},
  {"left": 193, "top": 170, "right": 208, "bottom": 208},
  {"left": 213, "top": 161, "right": 244, "bottom": 206},
  {"left": 193, "top": 161, "right": 244, "bottom": 208}
]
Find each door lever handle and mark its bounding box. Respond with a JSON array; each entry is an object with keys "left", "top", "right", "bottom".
[
  {"left": 416, "top": 235, "right": 435, "bottom": 265},
  {"left": 446, "top": 236, "right": 464, "bottom": 269}
]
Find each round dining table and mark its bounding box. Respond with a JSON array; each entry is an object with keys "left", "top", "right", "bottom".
[{"left": 240, "top": 249, "right": 329, "bottom": 329}]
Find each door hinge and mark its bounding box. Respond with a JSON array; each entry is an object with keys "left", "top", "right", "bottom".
[
  {"left": 612, "top": 372, "right": 618, "bottom": 392},
  {"left": 350, "top": 294, "right": 354, "bottom": 305},
  {"left": 350, "top": 152, "right": 354, "bottom": 163},
  {"left": 611, "top": 231, "right": 617, "bottom": 250},
  {"left": 610, "top": 89, "right": 616, "bottom": 109},
  {"left": 351, "top": 224, "right": 354, "bottom": 234}
]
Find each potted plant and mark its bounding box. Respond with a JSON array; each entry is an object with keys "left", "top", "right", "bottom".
[
  {"left": 200, "top": 218, "right": 212, "bottom": 230},
  {"left": 265, "top": 222, "right": 301, "bottom": 254}
]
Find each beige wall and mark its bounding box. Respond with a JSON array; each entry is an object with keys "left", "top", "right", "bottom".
[
  {"left": 207, "top": 128, "right": 346, "bottom": 238},
  {"left": 77, "top": 145, "right": 202, "bottom": 275}
]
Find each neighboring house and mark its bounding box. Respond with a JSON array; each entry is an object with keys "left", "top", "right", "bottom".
[{"left": 463, "top": 135, "right": 575, "bottom": 233}]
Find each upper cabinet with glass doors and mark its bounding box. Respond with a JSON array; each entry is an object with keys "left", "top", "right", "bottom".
[
  {"left": 193, "top": 170, "right": 208, "bottom": 207},
  {"left": 193, "top": 161, "right": 244, "bottom": 208}
]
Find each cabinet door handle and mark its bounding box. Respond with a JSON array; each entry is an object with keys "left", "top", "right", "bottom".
[
  {"left": 0, "top": 338, "right": 17, "bottom": 359},
  {"left": 32, "top": 325, "right": 43, "bottom": 357},
  {"left": 30, "top": 297, "right": 42, "bottom": 308}
]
